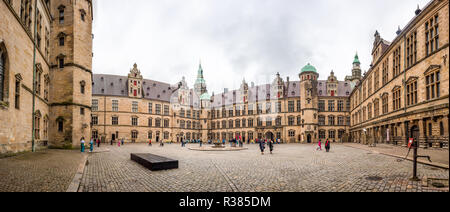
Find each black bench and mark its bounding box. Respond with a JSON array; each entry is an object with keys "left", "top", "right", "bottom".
[{"left": 131, "top": 153, "right": 178, "bottom": 171}]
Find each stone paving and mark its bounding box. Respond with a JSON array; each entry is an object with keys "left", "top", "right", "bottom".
[
  {"left": 79, "top": 143, "right": 449, "bottom": 192},
  {"left": 0, "top": 149, "right": 84, "bottom": 192}
]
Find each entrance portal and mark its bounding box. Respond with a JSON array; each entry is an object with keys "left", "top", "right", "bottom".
[
  {"left": 307, "top": 134, "right": 312, "bottom": 143},
  {"left": 265, "top": 132, "right": 274, "bottom": 141}
]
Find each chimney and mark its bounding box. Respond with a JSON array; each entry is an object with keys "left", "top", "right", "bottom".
[
  {"left": 396, "top": 26, "right": 402, "bottom": 36},
  {"left": 415, "top": 5, "right": 421, "bottom": 15}
]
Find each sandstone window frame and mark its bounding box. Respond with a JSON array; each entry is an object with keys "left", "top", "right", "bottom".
[
  {"left": 14, "top": 74, "right": 23, "bottom": 109},
  {"left": 328, "top": 130, "right": 336, "bottom": 139},
  {"left": 328, "top": 100, "right": 335, "bottom": 112},
  {"left": 92, "top": 115, "right": 98, "bottom": 125},
  {"left": 57, "top": 117, "right": 64, "bottom": 132},
  {"left": 406, "top": 32, "right": 417, "bottom": 68},
  {"left": 34, "top": 110, "right": 41, "bottom": 140},
  {"left": 382, "top": 93, "right": 389, "bottom": 114},
  {"left": 35, "top": 64, "right": 43, "bottom": 96},
  {"left": 374, "top": 68, "right": 380, "bottom": 91},
  {"left": 338, "top": 100, "right": 344, "bottom": 112},
  {"left": 20, "top": 0, "right": 33, "bottom": 31},
  {"left": 425, "top": 14, "right": 439, "bottom": 56},
  {"left": 392, "top": 86, "right": 402, "bottom": 111},
  {"left": 111, "top": 116, "right": 119, "bottom": 125},
  {"left": 328, "top": 115, "right": 335, "bottom": 126},
  {"left": 58, "top": 5, "right": 65, "bottom": 25},
  {"left": 155, "top": 118, "right": 161, "bottom": 128},
  {"left": 44, "top": 74, "right": 49, "bottom": 101},
  {"left": 318, "top": 115, "right": 325, "bottom": 126},
  {"left": 406, "top": 77, "right": 418, "bottom": 106},
  {"left": 112, "top": 100, "right": 119, "bottom": 112},
  {"left": 382, "top": 59, "right": 389, "bottom": 86},
  {"left": 288, "top": 130, "right": 295, "bottom": 137},
  {"left": 92, "top": 99, "right": 98, "bottom": 111},
  {"left": 425, "top": 66, "right": 441, "bottom": 101},
  {"left": 155, "top": 104, "right": 161, "bottom": 115},
  {"left": 319, "top": 130, "right": 326, "bottom": 139},
  {"left": 131, "top": 116, "right": 138, "bottom": 126},
  {"left": 367, "top": 103, "right": 373, "bottom": 120},
  {"left": 373, "top": 98, "right": 380, "bottom": 117},
  {"left": 288, "top": 101, "right": 294, "bottom": 112},
  {"left": 318, "top": 100, "right": 325, "bottom": 111}
]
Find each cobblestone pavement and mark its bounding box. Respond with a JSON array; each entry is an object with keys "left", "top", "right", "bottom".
[
  {"left": 0, "top": 150, "right": 84, "bottom": 192},
  {"left": 79, "top": 143, "right": 449, "bottom": 192},
  {"left": 343, "top": 143, "right": 449, "bottom": 168}
]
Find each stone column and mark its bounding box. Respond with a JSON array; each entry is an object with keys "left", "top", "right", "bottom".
[{"left": 419, "top": 118, "right": 428, "bottom": 149}]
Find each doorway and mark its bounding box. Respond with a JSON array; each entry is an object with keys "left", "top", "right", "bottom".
[
  {"left": 307, "top": 134, "right": 312, "bottom": 143},
  {"left": 265, "top": 132, "right": 274, "bottom": 141}
]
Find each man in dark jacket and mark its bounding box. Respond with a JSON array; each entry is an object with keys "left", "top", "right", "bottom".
[
  {"left": 259, "top": 139, "right": 266, "bottom": 155},
  {"left": 325, "top": 140, "right": 331, "bottom": 152}
]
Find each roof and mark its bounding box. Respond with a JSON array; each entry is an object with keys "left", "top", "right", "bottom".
[{"left": 301, "top": 63, "right": 317, "bottom": 73}]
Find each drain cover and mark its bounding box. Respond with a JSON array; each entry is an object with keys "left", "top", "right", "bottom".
[
  {"left": 432, "top": 182, "right": 446, "bottom": 188},
  {"left": 366, "top": 176, "right": 383, "bottom": 181}
]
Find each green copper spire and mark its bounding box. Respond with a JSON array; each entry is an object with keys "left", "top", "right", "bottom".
[
  {"left": 353, "top": 53, "right": 360, "bottom": 64},
  {"left": 196, "top": 62, "right": 206, "bottom": 84}
]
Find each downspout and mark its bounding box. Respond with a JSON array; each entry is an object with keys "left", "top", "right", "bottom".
[
  {"left": 403, "top": 33, "right": 408, "bottom": 146},
  {"left": 31, "top": 0, "right": 38, "bottom": 152}
]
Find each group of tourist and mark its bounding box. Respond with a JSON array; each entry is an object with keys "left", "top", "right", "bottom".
[
  {"left": 257, "top": 138, "right": 275, "bottom": 155},
  {"left": 317, "top": 139, "right": 332, "bottom": 152}
]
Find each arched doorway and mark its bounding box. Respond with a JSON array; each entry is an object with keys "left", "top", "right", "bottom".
[
  {"left": 307, "top": 134, "right": 312, "bottom": 143},
  {"left": 265, "top": 132, "right": 274, "bottom": 141}
]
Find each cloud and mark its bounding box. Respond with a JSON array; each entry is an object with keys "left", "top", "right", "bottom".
[{"left": 93, "top": 0, "right": 431, "bottom": 95}]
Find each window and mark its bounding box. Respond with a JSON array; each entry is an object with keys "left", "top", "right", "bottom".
[
  {"left": 155, "top": 104, "right": 161, "bottom": 115},
  {"left": 328, "top": 130, "right": 335, "bottom": 139},
  {"left": 374, "top": 68, "right": 380, "bottom": 91},
  {"left": 248, "top": 119, "right": 254, "bottom": 127},
  {"left": 34, "top": 112, "right": 41, "bottom": 139},
  {"left": 266, "top": 102, "right": 272, "bottom": 114},
  {"left": 112, "top": 117, "right": 118, "bottom": 125},
  {"left": 338, "top": 100, "right": 344, "bottom": 112},
  {"left": 248, "top": 104, "right": 253, "bottom": 115},
  {"left": 407, "top": 80, "right": 418, "bottom": 106},
  {"left": 328, "top": 116, "right": 335, "bottom": 126},
  {"left": 59, "top": 7, "right": 65, "bottom": 24},
  {"left": 266, "top": 117, "right": 272, "bottom": 127},
  {"left": 1, "top": 47, "right": 7, "bottom": 100},
  {"left": 164, "top": 105, "right": 169, "bottom": 116},
  {"left": 288, "top": 101, "right": 294, "bottom": 112},
  {"left": 374, "top": 99, "right": 380, "bottom": 117},
  {"left": 148, "top": 131, "right": 153, "bottom": 139},
  {"left": 235, "top": 119, "right": 241, "bottom": 128},
  {"left": 425, "top": 15, "right": 439, "bottom": 56},
  {"left": 276, "top": 102, "right": 282, "bottom": 113},
  {"left": 131, "top": 131, "right": 138, "bottom": 140},
  {"left": 319, "top": 131, "right": 326, "bottom": 139},
  {"left": 92, "top": 99, "right": 98, "bottom": 111},
  {"left": 338, "top": 116, "right": 344, "bottom": 126},
  {"left": 382, "top": 60, "right": 389, "bottom": 85},
  {"left": 382, "top": 94, "right": 389, "bottom": 114},
  {"left": 80, "top": 107, "right": 85, "bottom": 115},
  {"left": 318, "top": 100, "right": 325, "bottom": 111},
  {"left": 59, "top": 36, "right": 65, "bottom": 46},
  {"left": 426, "top": 70, "right": 440, "bottom": 100},
  {"left": 92, "top": 130, "right": 98, "bottom": 140},
  {"left": 440, "top": 122, "right": 444, "bottom": 136},
  {"left": 288, "top": 116, "right": 295, "bottom": 126},
  {"left": 58, "top": 119, "right": 64, "bottom": 132},
  {"left": 297, "top": 116, "right": 302, "bottom": 126},
  {"left": 35, "top": 67, "right": 41, "bottom": 95},
  {"left": 132, "top": 101, "right": 138, "bottom": 113},
  {"left": 15, "top": 76, "right": 21, "bottom": 109},
  {"left": 288, "top": 130, "right": 295, "bottom": 137},
  {"left": 44, "top": 77, "right": 49, "bottom": 101},
  {"left": 80, "top": 81, "right": 85, "bottom": 94},
  {"left": 367, "top": 103, "right": 372, "bottom": 120},
  {"left": 393, "top": 87, "right": 401, "bottom": 111},
  {"left": 20, "top": 0, "right": 33, "bottom": 31},
  {"left": 112, "top": 100, "right": 119, "bottom": 111},
  {"left": 155, "top": 119, "right": 161, "bottom": 127},
  {"left": 406, "top": 33, "right": 416, "bottom": 68},
  {"left": 328, "top": 100, "right": 335, "bottom": 112},
  {"left": 148, "top": 103, "right": 154, "bottom": 114},
  {"left": 257, "top": 118, "right": 262, "bottom": 127},
  {"left": 297, "top": 100, "right": 301, "bottom": 112},
  {"left": 92, "top": 116, "right": 98, "bottom": 125},
  {"left": 148, "top": 118, "right": 152, "bottom": 127},
  {"left": 367, "top": 75, "right": 372, "bottom": 95},
  {"left": 80, "top": 10, "right": 86, "bottom": 21},
  {"left": 59, "top": 58, "right": 64, "bottom": 69},
  {"left": 164, "top": 119, "right": 169, "bottom": 128},
  {"left": 276, "top": 117, "right": 282, "bottom": 126},
  {"left": 318, "top": 116, "right": 325, "bottom": 126}
]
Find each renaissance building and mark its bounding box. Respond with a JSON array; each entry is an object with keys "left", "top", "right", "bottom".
[
  {"left": 349, "top": 0, "right": 449, "bottom": 148},
  {"left": 0, "top": 0, "right": 94, "bottom": 154},
  {"left": 91, "top": 60, "right": 356, "bottom": 144}
]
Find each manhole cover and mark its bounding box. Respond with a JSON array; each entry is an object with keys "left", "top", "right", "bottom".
[{"left": 366, "top": 176, "right": 383, "bottom": 181}]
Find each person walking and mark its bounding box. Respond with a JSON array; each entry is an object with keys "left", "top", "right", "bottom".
[
  {"left": 110, "top": 139, "right": 113, "bottom": 146},
  {"left": 121, "top": 138, "right": 124, "bottom": 146},
  {"left": 89, "top": 138, "right": 94, "bottom": 152},
  {"left": 325, "top": 139, "right": 331, "bottom": 152},
  {"left": 80, "top": 137, "right": 85, "bottom": 153},
  {"left": 317, "top": 140, "right": 322, "bottom": 151},
  {"left": 268, "top": 139, "right": 274, "bottom": 154},
  {"left": 97, "top": 138, "right": 100, "bottom": 148},
  {"left": 259, "top": 139, "right": 266, "bottom": 155},
  {"left": 149, "top": 139, "right": 152, "bottom": 146},
  {"left": 200, "top": 139, "right": 203, "bottom": 147},
  {"left": 117, "top": 139, "right": 121, "bottom": 147}
]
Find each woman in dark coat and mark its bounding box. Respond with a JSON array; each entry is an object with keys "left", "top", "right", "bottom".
[
  {"left": 325, "top": 140, "right": 331, "bottom": 152},
  {"left": 268, "top": 139, "right": 274, "bottom": 154},
  {"left": 259, "top": 139, "right": 266, "bottom": 155}
]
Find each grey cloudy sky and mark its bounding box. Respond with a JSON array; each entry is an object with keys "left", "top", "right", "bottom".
[{"left": 92, "top": 0, "right": 430, "bottom": 95}]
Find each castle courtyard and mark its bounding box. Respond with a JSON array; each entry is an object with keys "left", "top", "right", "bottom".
[{"left": 1, "top": 143, "right": 447, "bottom": 192}]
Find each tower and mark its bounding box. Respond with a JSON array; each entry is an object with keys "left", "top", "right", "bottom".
[
  {"left": 49, "top": 0, "right": 93, "bottom": 148},
  {"left": 299, "top": 63, "right": 319, "bottom": 143},
  {"left": 352, "top": 53, "right": 362, "bottom": 79}
]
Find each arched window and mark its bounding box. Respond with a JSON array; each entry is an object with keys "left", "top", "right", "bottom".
[{"left": 0, "top": 50, "right": 4, "bottom": 101}]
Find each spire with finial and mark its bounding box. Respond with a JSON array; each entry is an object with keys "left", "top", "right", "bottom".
[{"left": 353, "top": 52, "right": 360, "bottom": 64}]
